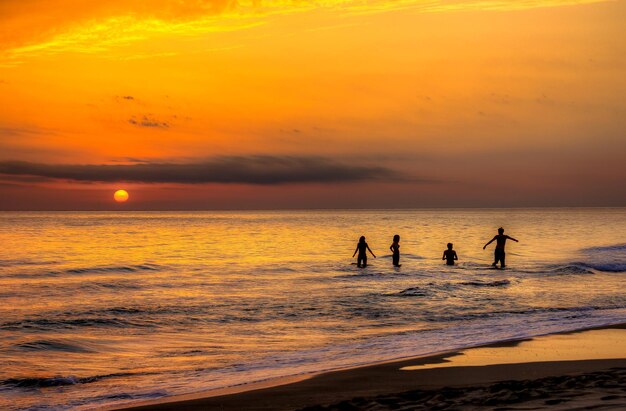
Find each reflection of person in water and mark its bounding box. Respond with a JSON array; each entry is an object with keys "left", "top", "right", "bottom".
[
  {"left": 483, "top": 227, "right": 519, "bottom": 268},
  {"left": 442, "top": 243, "right": 458, "bottom": 266},
  {"left": 353, "top": 236, "right": 376, "bottom": 268},
  {"left": 389, "top": 234, "right": 401, "bottom": 267}
]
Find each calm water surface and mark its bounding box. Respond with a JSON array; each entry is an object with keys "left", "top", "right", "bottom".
[{"left": 0, "top": 209, "right": 624, "bottom": 410}]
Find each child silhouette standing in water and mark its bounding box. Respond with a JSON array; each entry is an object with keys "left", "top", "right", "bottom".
[
  {"left": 483, "top": 227, "right": 519, "bottom": 268},
  {"left": 442, "top": 243, "right": 458, "bottom": 265},
  {"left": 353, "top": 236, "right": 376, "bottom": 268},
  {"left": 389, "top": 234, "right": 401, "bottom": 267}
]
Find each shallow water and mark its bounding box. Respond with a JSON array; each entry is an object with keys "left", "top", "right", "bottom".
[{"left": 0, "top": 209, "right": 624, "bottom": 410}]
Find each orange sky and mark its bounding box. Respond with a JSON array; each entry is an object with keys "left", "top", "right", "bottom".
[{"left": 0, "top": 0, "right": 624, "bottom": 209}]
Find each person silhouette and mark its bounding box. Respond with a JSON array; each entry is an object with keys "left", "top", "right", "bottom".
[
  {"left": 353, "top": 236, "right": 376, "bottom": 268},
  {"left": 389, "top": 234, "right": 401, "bottom": 267},
  {"left": 483, "top": 227, "right": 519, "bottom": 268},
  {"left": 442, "top": 243, "right": 458, "bottom": 266}
]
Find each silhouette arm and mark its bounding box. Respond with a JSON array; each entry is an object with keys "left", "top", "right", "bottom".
[
  {"left": 367, "top": 245, "right": 376, "bottom": 258},
  {"left": 352, "top": 245, "right": 359, "bottom": 257},
  {"left": 507, "top": 236, "right": 519, "bottom": 242},
  {"left": 442, "top": 251, "right": 446, "bottom": 260},
  {"left": 390, "top": 244, "right": 394, "bottom": 252},
  {"left": 483, "top": 236, "right": 496, "bottom": 249},
  {"left": 454, "top": 251, "right": 458, "bottom": 260}
]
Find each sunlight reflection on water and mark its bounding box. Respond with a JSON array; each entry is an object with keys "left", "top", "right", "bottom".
[{"left": 0, "top": 209, "right": 624, "bottom": 410}]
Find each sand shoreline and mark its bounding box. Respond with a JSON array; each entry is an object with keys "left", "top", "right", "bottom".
[{"left": 114, "top": 323, "right": 626, "bottom": 410}]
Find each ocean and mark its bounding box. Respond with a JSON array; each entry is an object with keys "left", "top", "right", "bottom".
[{"left": 0, "top": 209, "right": 624, "bottom": 410}]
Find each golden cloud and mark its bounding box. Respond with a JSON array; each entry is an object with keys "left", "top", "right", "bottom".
[{"left": 0, "top": 0, "right": 608, "bottom": 59}]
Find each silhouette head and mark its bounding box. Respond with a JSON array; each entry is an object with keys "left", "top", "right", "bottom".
[
  {"left": 447, "top": 243, "right": 453, "bottom": 250},
  {"left": 359, "top": 236, "right": 366, "bottom": 243},
  {"left": 393, "top": 234, "right": 400, "bottom": 242},
  {"left": 498, "top": 227, "right": 504, "bottom": 234}
]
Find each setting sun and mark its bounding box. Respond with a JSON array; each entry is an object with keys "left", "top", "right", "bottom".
[{"left": 114, "top": 190, "right": 129, "bottom": 202}]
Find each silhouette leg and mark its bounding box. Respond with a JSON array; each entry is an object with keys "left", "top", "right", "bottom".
[{"left": 494, "top": 249, "right": 506, "bottom": 268}]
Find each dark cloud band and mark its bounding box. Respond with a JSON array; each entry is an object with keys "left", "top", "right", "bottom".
[{"left": 0, "top": 156, "right": 403, "bottom": 185}]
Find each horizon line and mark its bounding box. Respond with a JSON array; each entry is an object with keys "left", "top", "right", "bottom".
[{"left": 0, "top": 206, "right": 624, "bottom": 212}]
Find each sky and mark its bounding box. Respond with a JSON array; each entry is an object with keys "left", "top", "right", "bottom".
[{"left": 0, "top": 0, "right": 624, "bottom": 210}]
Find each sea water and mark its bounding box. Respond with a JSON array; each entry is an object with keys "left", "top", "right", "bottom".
[{"left": 0, "top": 209, "right": 624, "bottom": 410}]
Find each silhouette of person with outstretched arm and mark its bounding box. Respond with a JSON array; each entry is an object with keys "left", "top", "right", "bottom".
[
  {"left": 483, "top": 227, "right": 518, "bottom": 268},
  {"left": 442, "top": 243, "right": 458, "bottom": 266},
  {"left": 353, "top": 236, "right": 376, "bottom": 268},
  {"left": 389, "top": 234, "right": 401, "bottom": 267}
]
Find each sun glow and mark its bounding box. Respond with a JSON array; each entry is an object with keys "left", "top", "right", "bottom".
[
  {"left": 114, "top": 190, "right": 129, "bottom": 202},
  {"left": 0, "top": 0, "right": 623, "bottom": 210}
]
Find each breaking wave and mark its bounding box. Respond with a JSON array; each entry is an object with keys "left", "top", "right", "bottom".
[{"left": 1, "top": 372, "right": 144, "bottom": 389}]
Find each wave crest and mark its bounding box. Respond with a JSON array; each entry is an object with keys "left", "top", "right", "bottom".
[
  {"left": 66, "top": 264, "right": 161, "bottom": 275},
  {"left": 397, "top": 287, "right": 430, "bottom": 297},
  {"left": 578, "top": 262, "right": 626, "bottom": 273},
  {"left": 14, "top": 339, "right": 93, "bottom": 353},
  {"left": 582, "top": 243, "right": 626, "bottom": 253},
  {"left": 1, "top": 372, "right": 142, "bottom": 389},
  {"left": 460, "top": 279, "right": 510, "bottom": 287}
]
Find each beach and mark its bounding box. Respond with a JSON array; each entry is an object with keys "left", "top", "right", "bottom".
[{"left": 120, "top": 325, "right": 626, "bottom": 410}]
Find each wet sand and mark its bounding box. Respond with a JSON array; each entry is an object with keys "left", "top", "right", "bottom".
[{"left": 117, "top": 325, "right": 626, "bottom": 411}]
